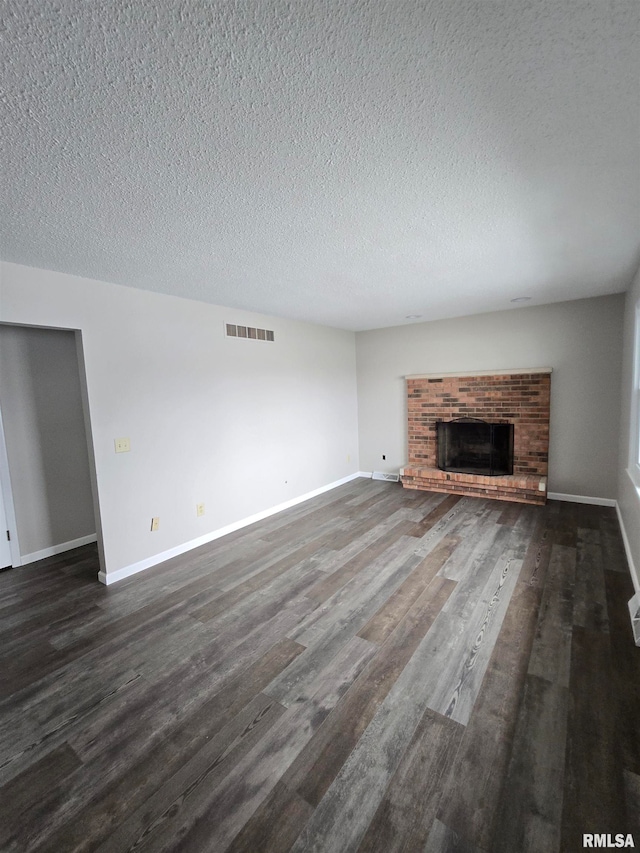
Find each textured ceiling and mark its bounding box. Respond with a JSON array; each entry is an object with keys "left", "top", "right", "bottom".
[{"left": 1, "top": 0, "right": 639, "bottom": 331}]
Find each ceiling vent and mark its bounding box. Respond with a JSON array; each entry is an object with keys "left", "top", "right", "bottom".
[{"left": 226, "top": 323, "right": 274, "bottom": 342}]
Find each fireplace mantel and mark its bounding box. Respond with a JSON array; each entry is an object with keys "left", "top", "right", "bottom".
[{"left": 405, "top": 367, "right": 553, "bottom": 380}]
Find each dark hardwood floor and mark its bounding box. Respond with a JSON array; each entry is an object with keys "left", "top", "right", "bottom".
[{"left": 1, "top": 479, "right": 639, "bottom": 852}]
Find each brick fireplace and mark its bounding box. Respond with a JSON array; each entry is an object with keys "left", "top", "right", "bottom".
[{"left": 400, "top": 368, "right": 552, "bottom": 505}]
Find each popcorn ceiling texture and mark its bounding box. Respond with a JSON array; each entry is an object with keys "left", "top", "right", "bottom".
[{"left": 1, "top": 0, "right": 639, "bottom": 330}]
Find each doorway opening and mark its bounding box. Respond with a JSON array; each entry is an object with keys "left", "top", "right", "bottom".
[{"left": 0, "top": 323, "right": 104, "bottom": 577}]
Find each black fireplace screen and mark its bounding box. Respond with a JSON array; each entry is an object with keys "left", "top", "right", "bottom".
[{"left": 437, "top": 420, "right": 514, "bottom": 476}]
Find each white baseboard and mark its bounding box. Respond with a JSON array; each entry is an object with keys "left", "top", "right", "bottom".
[
  {"left": 21, "top": 533, "right": 98, "bottom": 566},
  {"left": 547, "top": 492, "right": 616, "bottom": 507},
  {"left": 99, "top": 472, "right": 365, "bottom": 585},
  {"left": 616, "top": 502, "right": 640, "bottom": 596}
]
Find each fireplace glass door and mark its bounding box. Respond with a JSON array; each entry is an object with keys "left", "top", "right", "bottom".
[{"left": 437, "top": 421, "right": 514, "bottom": 476}]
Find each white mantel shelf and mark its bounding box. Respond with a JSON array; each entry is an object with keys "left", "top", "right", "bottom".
[{"left": 405, "top": 367, "right": 553, "bottom": 380}]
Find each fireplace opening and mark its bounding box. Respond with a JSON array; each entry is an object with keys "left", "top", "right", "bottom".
[{"left": 437, "top": 419, "right": 514, "bottom": 476}]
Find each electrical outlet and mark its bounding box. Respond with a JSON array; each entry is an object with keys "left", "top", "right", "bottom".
[
  {"left": 347, "top": 454, "right": 351, "bottom": 463},
  {"left": 196, "top": 503, "right": 205, "bottom": 517},
  {"left": 115, "top": 437, "right": 131, "bottom": 453},
  {"left": 150, "top": 517, "right": 160, "bottom": 531}
]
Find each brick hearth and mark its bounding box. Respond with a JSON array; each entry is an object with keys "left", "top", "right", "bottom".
[{"left": 400, "top": 369, "right": 552, "bottom": 506}]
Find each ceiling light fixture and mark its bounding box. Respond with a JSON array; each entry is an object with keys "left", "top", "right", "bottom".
[{"left": 510, "top": 297, "right": 532, "bottom": 303}]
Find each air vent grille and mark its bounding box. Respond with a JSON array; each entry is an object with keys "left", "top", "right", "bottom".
[
  {"left": 372, "top": 471, "right": 400, "bottom": 482},
  {"left": 226, "top": 323, "right": 274, "bottom": 342}
]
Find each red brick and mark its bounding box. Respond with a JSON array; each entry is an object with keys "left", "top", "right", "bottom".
[{"left": 402, "top": 372, "right": 550, "bottom": 506}]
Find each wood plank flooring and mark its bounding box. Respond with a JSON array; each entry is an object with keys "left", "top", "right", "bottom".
[{"left": 0, "top": 479, "right": 638, "bottom": 852}]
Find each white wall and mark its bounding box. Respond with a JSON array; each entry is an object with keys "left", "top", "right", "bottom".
[
  {"left": 0, "top": 325, "right": 96, "bottom": 559},
  {"left": 356, "top": 295, "right": 624, "bottom": 500},
  {"left": 0, "top": 262, "right": 359, "bottom": 581},
  {"left": 617, "top": 265, "right": 640, "bottom": 591}
]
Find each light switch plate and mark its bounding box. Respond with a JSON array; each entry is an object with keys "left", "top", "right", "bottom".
[{"left": 115, "top": 437, "right": 131, "bottom": 453}]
